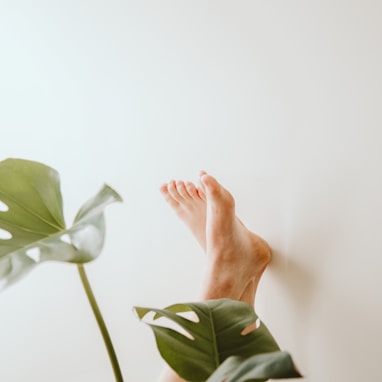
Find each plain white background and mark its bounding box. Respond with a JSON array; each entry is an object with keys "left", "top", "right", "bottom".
[{"left": 1, "top": 1, "right": 381, "bottom": 381}]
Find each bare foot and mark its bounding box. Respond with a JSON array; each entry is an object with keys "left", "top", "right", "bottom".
[
  {"left": 198, "top": 173, "right": 271, "bottom": 300},
  {"left": 160, "top": 172, "right": 271, "bottom": 304}
]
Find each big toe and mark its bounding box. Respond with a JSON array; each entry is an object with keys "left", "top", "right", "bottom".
[
  {"left": 201, "top": 174, "right": 234, "bottom": 207},
  {"left": 200, "top": 174, "right": 221, "bottom": 196}
]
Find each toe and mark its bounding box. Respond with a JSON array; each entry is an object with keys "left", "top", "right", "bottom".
[
  {"left": 160, "top": 183, "right": 180, "bottom": 208},
  {"left": 168, "top": 180, "right": 185, "bottom": 203},
  {"left": 201, "top": 174, "right": 221, "bottom": 196},
  {"left": 160, "top": 183, "right": 170, "bottom": 197},
  {"left": 185, "top": 182, "right": 201, "bottom": 200},
  {"left": 197, "top": 172, "right": 208, "bottom": 200},
  {"left": 197, "top": 187, "right": 206, "bottom": 201},
  {"left": 176, "top": 180, "right": 192, "bottom": 200},
  {"left": 201, "top": 174, "right": 235, "bottom": 209}
]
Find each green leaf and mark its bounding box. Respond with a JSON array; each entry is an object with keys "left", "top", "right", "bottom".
[
  {"left": 0, "top": 158, "right": 122, "bottom": 290},
  {"left": 134, "top": 298, "right": 281, "bottom": 382},
  {"left": 207, "top": 351, "right": 302, "bottom": 382}
]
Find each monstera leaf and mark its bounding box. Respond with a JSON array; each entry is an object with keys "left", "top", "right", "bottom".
[
  {"left": 0, "top": 158, "right": 122, "bottom": 290},
  {"left": 135, "top": 298, "right": 301, "bottom": 382},
  {"left": 207, "top": 351, "right": 302, "bottom": 382}
]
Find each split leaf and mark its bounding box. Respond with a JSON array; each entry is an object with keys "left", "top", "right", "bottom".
[
  {"left": 0, "top": 158, "right": 122, "bottom": 290},
  {"left": 207, "top": 351, "right": 302, "bottom": 382},
  {"left": 134, "top": 299, "right": 285, "bottom": 382}
]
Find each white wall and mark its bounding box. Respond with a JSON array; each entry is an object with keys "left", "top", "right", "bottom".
[{"left": 1, "top": 1, "right": 381, "bottom": 381}]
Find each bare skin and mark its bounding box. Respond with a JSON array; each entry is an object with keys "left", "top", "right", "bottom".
[{"left": 158, "top": 172, "right": 271, "bottom": 382}]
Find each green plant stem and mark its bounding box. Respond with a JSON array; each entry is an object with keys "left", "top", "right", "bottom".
[{"left": 77, "top": 264, "right": 124, "bottom": 382}]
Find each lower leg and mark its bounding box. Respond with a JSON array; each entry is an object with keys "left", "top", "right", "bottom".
[{"left": 158, "top": 173, "right": 271, "bottom": 381}]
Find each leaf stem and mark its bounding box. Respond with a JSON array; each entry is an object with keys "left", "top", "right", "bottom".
[{"left": 77, "top": 264, "right": 124, "bottom": 382}]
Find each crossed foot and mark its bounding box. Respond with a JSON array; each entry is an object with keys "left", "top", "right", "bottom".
[{"left": 160, "top": 171, "right": 271, "bottom": 307}]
